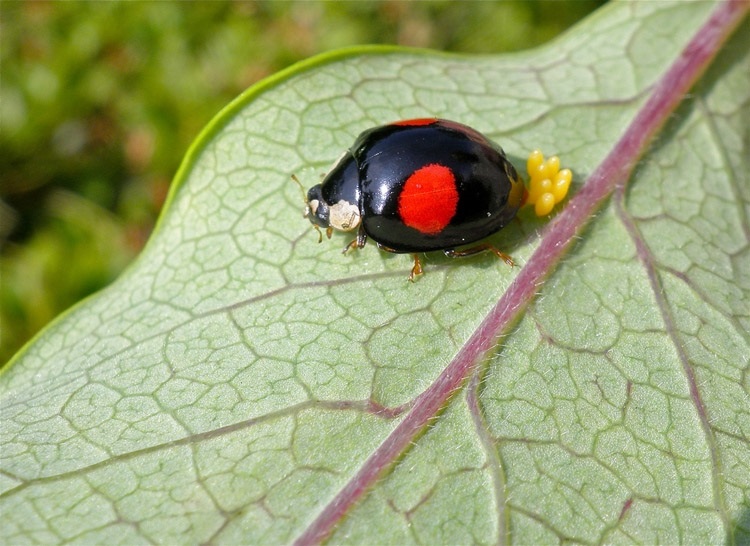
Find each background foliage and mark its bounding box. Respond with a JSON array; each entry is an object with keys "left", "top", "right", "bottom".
[{"left": 0, "top": 1, "right": 603, "bottom": 364}]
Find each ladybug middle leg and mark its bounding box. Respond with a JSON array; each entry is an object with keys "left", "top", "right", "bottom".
[
  {"left": 408, "top": 254, "right": 423, "bottom": 282},
  {"left": 444, "top": 244, "right": 515, "bottom": 267},
  {"left": 373, "top": 242, "right": 423, "bottom": 282}
]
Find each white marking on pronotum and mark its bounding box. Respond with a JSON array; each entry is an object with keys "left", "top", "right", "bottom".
[{"left": 328, "top": 200, "right": 361, "bottom": 231}]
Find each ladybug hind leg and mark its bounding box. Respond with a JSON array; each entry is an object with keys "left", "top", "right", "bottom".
[{"left": 444, "top": 244, "right": 514, "bottom": 267}]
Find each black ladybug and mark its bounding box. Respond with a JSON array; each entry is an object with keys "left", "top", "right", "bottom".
[{"left": 302, "top": 118, "right": 525, "bottom": 280}]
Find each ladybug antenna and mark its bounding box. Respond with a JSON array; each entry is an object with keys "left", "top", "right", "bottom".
[
  {"left": 291, "top": 174, "right": 324, "bottom": 243},
  {"left": 290, "top": 174, "right": 308, "bottom": 208}
]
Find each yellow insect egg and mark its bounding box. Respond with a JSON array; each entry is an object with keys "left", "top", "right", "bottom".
[
  {"left": 527, "top": 149, "right": 544, "bottom": 174},
  {"left": 552, "top": 169, "right": 572, "bottom": 202},
  {"left": 535, "top": 193, "right": 556, "bottom": 216}
]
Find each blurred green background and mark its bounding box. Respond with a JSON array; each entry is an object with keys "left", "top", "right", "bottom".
[{"left": 1, "top": 1, "right": 604, "bottom": 365}]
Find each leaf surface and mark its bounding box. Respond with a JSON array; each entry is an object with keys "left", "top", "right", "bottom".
[{"left": 2, "top": 1, "right": 749, "bottom": 544}]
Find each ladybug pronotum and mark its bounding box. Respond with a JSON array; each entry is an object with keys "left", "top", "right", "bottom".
[{"left": 298, "top": 118, "right": 571, "bottom": 280}]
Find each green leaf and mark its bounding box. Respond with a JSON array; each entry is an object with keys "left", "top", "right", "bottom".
[{"left": 2, "top": 1, "right": 749, "bottom": 544}]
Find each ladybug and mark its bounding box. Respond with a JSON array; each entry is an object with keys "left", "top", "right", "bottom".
[{"left": 301, "top": 118, "right": 526, "bottom": 281}]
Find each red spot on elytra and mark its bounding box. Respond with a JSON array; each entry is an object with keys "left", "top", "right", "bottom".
[
  {"left": 398, "top": 164, "right": 458, "bottom": 234},
  {"left": 392, "top": 118, "right": 438, "bottom": 127}
]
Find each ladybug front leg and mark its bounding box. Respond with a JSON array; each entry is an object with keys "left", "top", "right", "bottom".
[
  {"left": 444, "top": 244, "right": 515, "bottom": 267},
  {"left": 342, "top": 225, "right": 368, "bottom": 254}
]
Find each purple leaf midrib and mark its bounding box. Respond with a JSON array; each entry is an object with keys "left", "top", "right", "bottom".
[{"left": 296, "top": 1, "right": 750, "bottom": 544}]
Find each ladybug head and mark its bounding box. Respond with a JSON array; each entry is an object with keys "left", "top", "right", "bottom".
[
  {"left": 304, "top": 184, "right": 330, "bottom": 228},
  {"left": 305, "top": 184, "right": 361, "bottom": 233}
]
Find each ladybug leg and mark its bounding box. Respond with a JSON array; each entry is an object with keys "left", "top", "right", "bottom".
[
  {"left": 310, "top": 224, "right": 324, "bottom": 243},
  {"left": 373, "top": 243, "right": 424, "bottom": 282},
  {"left": 444, "top": 244, "right": 515, "bottom": 267},
  {"left": 408, "top": 254, "right": 423, "bottom": 282},
  {"left": 342, "top": 225, "right": 367, "bottom": 254}
]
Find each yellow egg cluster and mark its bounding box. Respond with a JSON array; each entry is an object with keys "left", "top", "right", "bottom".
[{"left": 525, "top": 150, "right": 572, "bottom": 216}]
